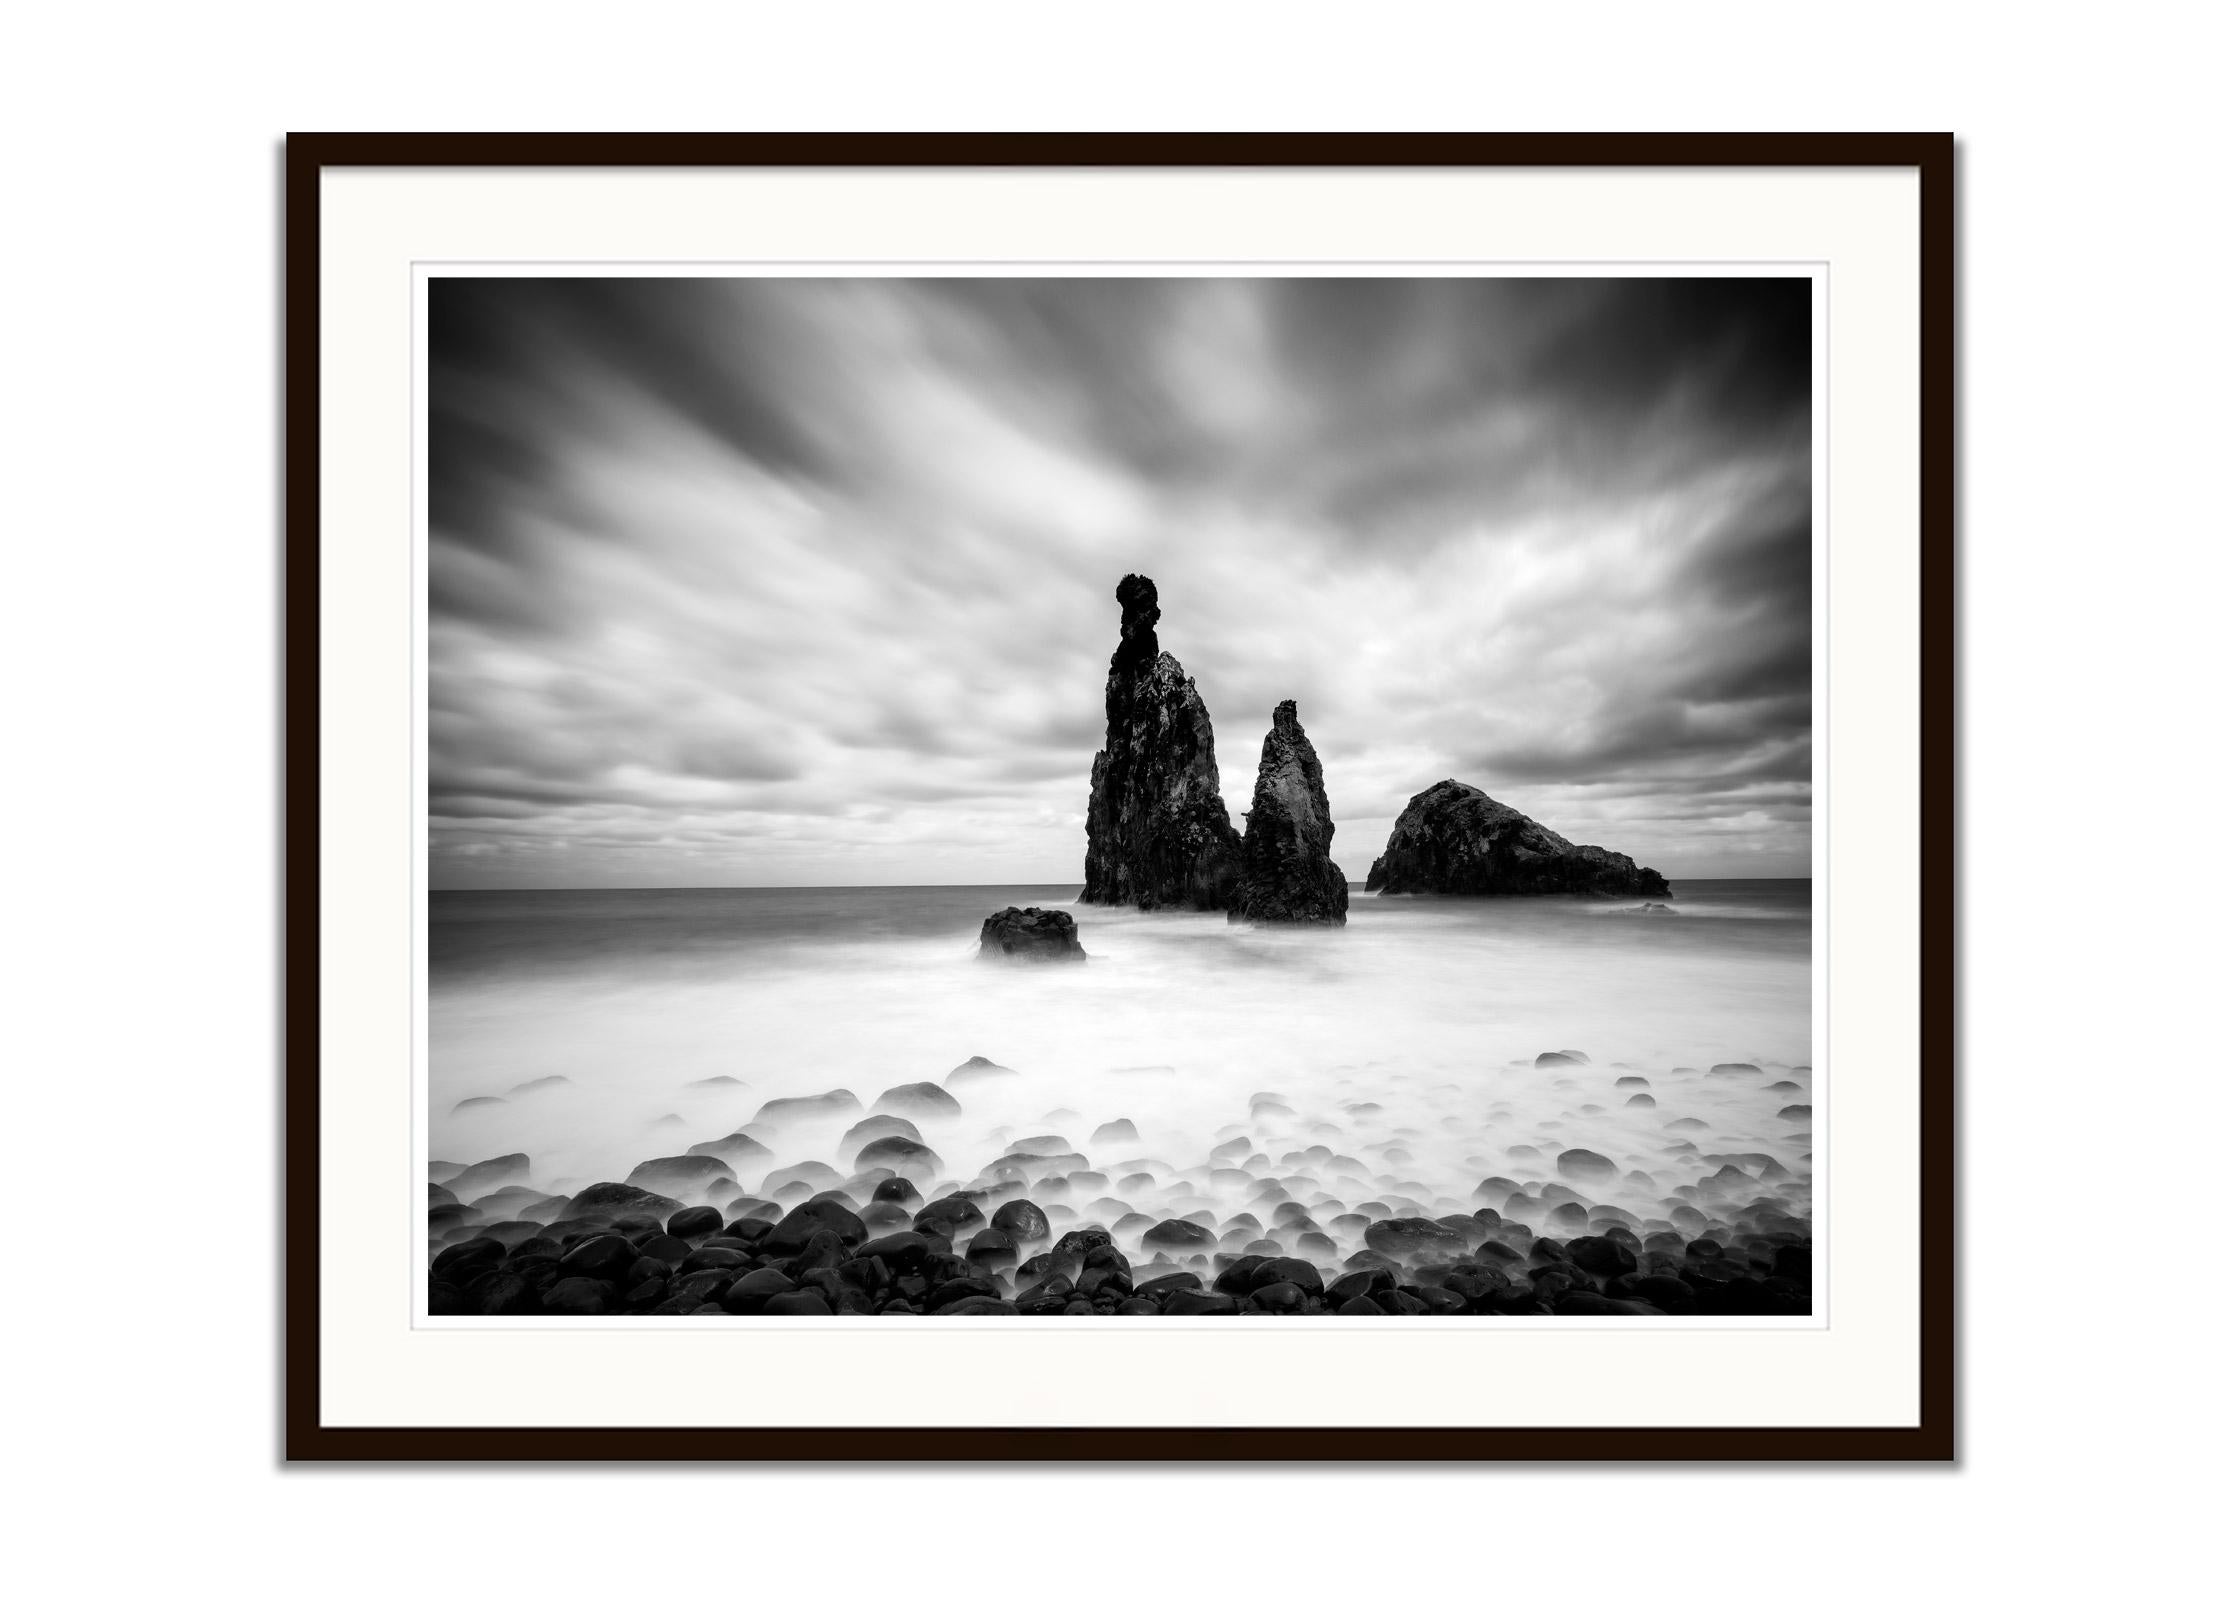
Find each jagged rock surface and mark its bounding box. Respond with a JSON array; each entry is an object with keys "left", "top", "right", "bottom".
[
  {"left": 1365, "top": 779, "right": 1670, "bottom": 898},
  {"left": 1229, "top": 701, "right": 1348, "bottom": 925},
  {"left": 978, "top": 906, "right": 1088, "bottom": 962},
  {"left": 1080, "top": 575, "right": 1242, "bottom": 910}
]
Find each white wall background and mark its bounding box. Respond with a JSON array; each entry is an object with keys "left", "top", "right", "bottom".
[{"left": 3, "top": 3, "right": 2231, "bottom": 1594}]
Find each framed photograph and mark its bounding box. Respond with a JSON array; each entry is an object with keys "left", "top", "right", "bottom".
[{"left": 287, "top": 134, "right": 1954, "bottom": 1460}]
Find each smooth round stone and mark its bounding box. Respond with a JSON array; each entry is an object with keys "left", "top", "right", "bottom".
[
  {"left": 762, "top": 1290, "right": 834, "bottom": 1315},
  {"left": 538, "top": 1276, "right": 617, "bottom": 1314},
  {"left": 1143, "top": 1218, "right": 1216, "bottom": 1250},
  {"left": 666, "top": 1205, "right": 722, "bottom": 1239}
]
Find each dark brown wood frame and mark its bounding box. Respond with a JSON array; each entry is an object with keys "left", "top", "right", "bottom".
[{"left": 284, "top": 132, "right": 1956, "bottom": 1463}]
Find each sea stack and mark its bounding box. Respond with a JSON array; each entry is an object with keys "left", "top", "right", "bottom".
[
  {"left": 1365, "top": 779, "right": 1670, "bottom": 897},
  {"left": 978, "top": 906, "right": 1088, "bottom": 962},
  {"left": 1229, "top": 701, "right": 1348, "bottom": 925},
  {"left": 1080, "top": 575, "right": 1243, "bottom": 910}
]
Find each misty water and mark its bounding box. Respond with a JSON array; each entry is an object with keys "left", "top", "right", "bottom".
[{"left": 430, "top": 881, "right": 1812, "bottom": 1290}]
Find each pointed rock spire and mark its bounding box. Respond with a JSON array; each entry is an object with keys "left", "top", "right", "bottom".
[
  {"left": 1229, "top": 700, "right": 1349, "bottom": 925},
  {"left": 1079, "top": 575, "right": 1243, "bottom": 910}
]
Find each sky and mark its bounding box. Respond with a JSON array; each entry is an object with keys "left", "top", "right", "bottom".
[{"left": 428, "top": 276, "right": 1812, "bottom": 889}]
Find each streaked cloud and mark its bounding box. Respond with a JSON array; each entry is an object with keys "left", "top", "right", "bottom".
[{"left": 429, "top": 277, "right": 1811, "bottom": 886}]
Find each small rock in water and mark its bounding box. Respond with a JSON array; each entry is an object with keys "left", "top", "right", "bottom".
[
  {"left": 990, "top": 1198, "right": 1052, "bottom": 1244},
  {"left": 665, "top": 1206, "right": 722, "bottom": 1239},
  {"left": 563, "top": 1182, "right": 679, "bottom": 1219},
  {"left": 978, "top": 906, "right": 1089, "bottom": 962},
  {"left": 946, "top": 1054, "right": 1018, "bottom": 1085},
  {"left": 754, "top": 1090, "right": 863, "bottom": 1123},
  {"left": 1143, "top": 1218, "right": 1216, "bottom": 1250},
  {"left": 854, "top": 1136, "right": 943, "bottom": 1176},
  {"left": 625, "top": 1155, "right": 736, "bottom": 1197},
  {"left": 1363, "top": 1216, "right": 1462, "bottom": 1257},
  {"left": 873, "top": 1081, "right": 964, "bottom": 1119},
  {"left": 450, "top": 1153, "right": 531, "bottom": 1196},
  {"left": 1555, "top": 1148, "right": 1620, "bottom": 1184}
]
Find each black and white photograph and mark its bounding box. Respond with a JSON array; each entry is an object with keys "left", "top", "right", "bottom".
[{"left": 424, "top": 273, "right": 1819, "bottom": 1322}]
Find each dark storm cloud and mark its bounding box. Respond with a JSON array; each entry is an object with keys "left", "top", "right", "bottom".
[{"left": 428, "top": 276, "right": 1813, "bottom": 887}]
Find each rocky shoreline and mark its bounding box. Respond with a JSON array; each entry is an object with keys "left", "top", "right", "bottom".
[{"left": 430, "top": 1055, "right": 1812, "bottom": 1318}]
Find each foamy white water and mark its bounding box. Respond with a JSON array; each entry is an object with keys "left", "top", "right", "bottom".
[{"left": 429, "top": 881, "right": 1811, "bottom": 1258}]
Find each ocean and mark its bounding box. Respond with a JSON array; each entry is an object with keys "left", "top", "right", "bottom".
[{"left": 428, "top": 881, "right": 1812, "bottom": 1242}]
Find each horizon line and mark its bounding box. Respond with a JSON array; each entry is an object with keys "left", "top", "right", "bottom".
[{"left": 428, "top": 874, "right": 1814, "bottom": 894}]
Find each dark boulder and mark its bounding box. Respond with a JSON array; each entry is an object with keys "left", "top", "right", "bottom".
[
  {"left": 990, "top": 1198, "right": 1051, "bottom": 1245},
  {"left": 679, "top": 1246, "right": 750, "bottom": 1275},
  {"left": 1612, "top": 1272, "right": 1698, "bottom": 1313},
  {"left": 1363, "top": 1216, "right": 1463, "bottom": 1257},
  {"left": 1161, "top": 1290, "right": 1239, "bottom": 1315},
  {"left": 539, "top": 1277, "right": 617, "bottom": 1314},
  {"left": 448, "top": 1153, "right": 532, "bottom": 1197},
  {"left": 1364, "top": 779, "right": 1668, "bottom": 897},
  {"left": 721, "top": 1267, "right": 798, "bottom": 1313},
  {"left": 963, "top": 1228, "right": 1020, "bottom": 1268},
  {"left": 1566, "top": 1235, "right": 1639, "bottom": 1277},
  {"left": 928, "top": 1275, "right": 1008, "bottom": 1312},
  {"left": 978, "top": 907, "right": 1088, "bottom": 962},
  {"left": 841, "top": 1114, "right": 921, "bottom": 1148},
  {"left": 430, "top": 1236, "right": 508, "bottom": 1285},
  {"left": 1079, "top": 574, "right": 1243, "bottom": 911},
  {"left": 1143, "top": 1218, "right": 1216, "bottom": 1250},
  {"left": 853, "top": 1136, "right": 942, "bottom": 1176},
  {"left": 753, "top": 1090, "right": 862, "bottom": 1123},
  {"left": 934, "top": 1296, "right": 1019, "bottom": 1315},
  {"left": 1228, "top": 701, "right": 1348, "bottom": 926},
  {"left": 765, "top": 1160, "right": 844, "bottom": 1194},
  {"left": 557, "top": 1234, "right": 638, "bottom": 1282},
  {"left": 561, "top": 1183, "right": 679, "bottom": 1219},
  {"left": 1248, "top": 1281, "right": 1310, "bottom": 1313},
  {"left": 665, "top": 1205, "right": 722, "bottom": 1239},
  {"left": 766, "top": 1195, "right": 868, "bottom": 1253},
  {"left": 763, "top": 1290, "right": 834, "bottom": 1315},
  {"left": 1556, "top": 1148, "right": 1620, "bottom": 1184},
  {"left": 872, "top": 1082, "right": 962, "bottom": 1119},
  {"left": 465, "top": 1271, "right": 543, "bottom": 1315},
  {"left": 687, "top": 1132, "right": 773, "bottom": 1166},
  {"left": 945, "top": 1055, "right": 1017, "bottom": 1085},
  {"left": 625, "top": 1155, "right": 736, "bottom": 1197},
  {"left": 912, "top": 1195, "right": 986, "bottom": 1237},
  {"left": 1248, "top": 1257, "right": 1324, "bottom": 1295},
  {"left": 1327, "top": 1268, "right": 1399, "bottom": 1304},
  {"left": 1134, "top": 1271, "right": 1202, "bottom": 1300},
  {"left": 855, "top": 1231, "right": 938, "bottom": 1272}
]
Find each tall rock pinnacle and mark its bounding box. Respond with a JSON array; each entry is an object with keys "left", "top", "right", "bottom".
[
  {"left": 1230, "top": 701, "right": 1349, "bottom": 925},
  {"left": 1079, "top": 575, "right": 1243, "bottom": 911}
]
